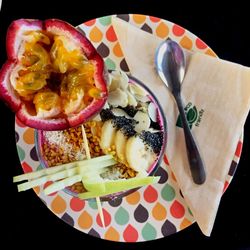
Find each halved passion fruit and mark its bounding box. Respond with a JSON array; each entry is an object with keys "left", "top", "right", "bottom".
[{"left": 0, "top": 19, "right": 108, "bottom": 130}]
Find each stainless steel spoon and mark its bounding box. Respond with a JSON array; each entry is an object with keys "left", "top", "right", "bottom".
[{"left": 155, "top": 39, "right": 206, "bottom": 184}]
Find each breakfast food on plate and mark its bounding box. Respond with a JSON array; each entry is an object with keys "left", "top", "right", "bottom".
[
  {"left": 14, "top": 70, "right": 166, "bottom": 200},
  {"left": 0, "top": 18, "right": 108, "bottom": 130}
]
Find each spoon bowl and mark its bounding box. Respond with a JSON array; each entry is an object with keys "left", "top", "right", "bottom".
[
  {"left": 155, "top": 39, "right": 206, "bottom": 185},
  {"left": 155, "top": 39, "right": 185, "bottom": 93}
]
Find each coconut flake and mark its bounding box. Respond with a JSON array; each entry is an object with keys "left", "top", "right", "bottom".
[{"left": 44, "top": 131, "right": 85, "bottom": 161}]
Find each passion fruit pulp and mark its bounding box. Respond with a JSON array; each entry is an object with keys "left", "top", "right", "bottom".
[{"left": 0, "top": 19, "right": 108, "bottom": 130}]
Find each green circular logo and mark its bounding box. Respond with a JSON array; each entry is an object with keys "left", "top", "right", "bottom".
[{"left": 187, "top": 106, "right": 198, "bottom": 124}]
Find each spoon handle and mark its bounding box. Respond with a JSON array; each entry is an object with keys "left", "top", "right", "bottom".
[{"left": 175, "top": 93, "right": 206, "bottom": 184}]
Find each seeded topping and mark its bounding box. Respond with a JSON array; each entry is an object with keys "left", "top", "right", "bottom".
[
  {"left": 100, "top": 109, "right": 137, "bottom": 138},
  {"left": 120, "top": 124, "right": 137, "bottom": 138},
  {"left": 120, "top": 105, "right": 138, "bottom": 117},
  {"left": 112, "top": 116, "right": 136, "bottom": 130},
  {"left": 150, "top": 120, "right": 162, "bottom": 130},
  {"left": 100, "top": 109, "right": 115, "bottom": 121},
  {"left": 140, "top": 131, "right": 164, "bottom": 154}
]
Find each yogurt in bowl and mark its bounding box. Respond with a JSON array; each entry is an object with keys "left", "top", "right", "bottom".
[{"left": 35, "top": 70, "right": 167, "bottom": 200}]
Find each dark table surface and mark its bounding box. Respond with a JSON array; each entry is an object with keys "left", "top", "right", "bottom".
[{"left": 0, "top": 0, "right": 250, "bottom": 249}]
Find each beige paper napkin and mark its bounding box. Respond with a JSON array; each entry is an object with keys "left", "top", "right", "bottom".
[{"left": 112, "top": 16, "right": 250, "bottom": 236}]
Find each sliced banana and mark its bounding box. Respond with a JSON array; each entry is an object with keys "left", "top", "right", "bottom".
[
  {"left": 109, "top": 70, "right": 129, "bottom": 91},
  {"left": 126, "top": 90, "right": 138, "bottom": 106},
  {"left": 129, "top": 84, "right": 147, "bottom": 96},
  {"left": 100, "top": 120, "right": 116, "bottom": 151},
  {"left": 112, "top": 108, "right": 131, "bottom": 119},
  {"left": 134, "top": 111, "right": 151, "bottom": 133},
  {"left": 108, "top": 88, "right": 128, "bottom": 107},
  {"left": 126, "top": 136, "right": 157, "bottom": 172},
  {"left": 148, "top": 102, "right": 158, "bottom": 122},
  {"left": 115, "top": 130, "right": 127, "bottom": 163},
  {"left": 134, "top": 94, "right": 150, "bottom": 103}
]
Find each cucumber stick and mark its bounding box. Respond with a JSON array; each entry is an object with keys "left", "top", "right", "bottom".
[
  {"left": 17, "top": 167, "right": 78, "bottom": 192},
  {"left": 44, "top": 175, "right": 82, "bottom": 195},
  {"left": 14, "top": 161, "right": 77, "bottom": 183},
  {"left": 79, "top": 176, "right": 160, "bottom": 199},
  {"left": 14, "top": 155, "right": 113, "bottom": 182},
  {"left": 15, "top": 156, "right": 116, "bottom": 193}
]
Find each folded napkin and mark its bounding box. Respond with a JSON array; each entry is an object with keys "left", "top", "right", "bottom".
[{"left": 112, "top": 16, "right": 250, "bottom": 236}]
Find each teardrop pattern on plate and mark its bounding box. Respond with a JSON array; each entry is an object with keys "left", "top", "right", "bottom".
[
  {"left": 143, "top": 185, "right": 158, "bottom": 203},
  {"left": 120, "top": 58, "right": 129, "bottom": 72},
  {"left": 108, "top": 197, "right": 123, "bottom": 207},
  {"left": 70, "top": 197, "right": 85, "bottom": 212},
  {"left": 97, "top": 42, "right": 110, "bottom": 58},
  {"left": 142, "top": 223, "right": 157, "bottom": 240},
  {"left": 123, "top": 224, "right": 139, "bottom": 242},
  {"left": 170, "top": 200, "right": 185, "bottom": 219},
  {"left": 154, "top": 166, "right": 168, "bottom": 183},
  {"left": 78, "top": 211, "right": 93, "bottom": 229},
  {"left": 152, "top": 202, "right": 167, "bottom": 221},
  {"left": 134, "top": 204, "right": 149, "bottom": 223},
  {"left": 88, "top": 228, "right": 100, "bottom": 238},
  {"left": 104, "top": 226, "right": 120, "bottom": 241},
  {"left": 106, "top": 26, "right": 117, "bottom": 42},
  {"left": 51, "top": 195, "right": 67, "bottom": 214},
  {"left": 141, "top": 23, "right": 153, "bottom": 34},
  {"left": 15, "top": 131, "right": 19, "bottom": 142},
  {"left": 61, "top": 213, "right": 74, "bottom": 227},
  {"left": 115, "top": 207, "right": 129, "bottom": 225},
  {"left": 161, "top": 183, "right": 176, "bottom": 201},
  {"left": 30, "top": 146, "right": 38, "bottom": 161},
  {"left": 96, "top": 208, "right": 111, "bottom": 227},
  {"left": 161, "top": 219, "right": 177, "bottom": 236}
]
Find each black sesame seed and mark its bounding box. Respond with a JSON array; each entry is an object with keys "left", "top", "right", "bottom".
[
  {"left": 112, "top": 116, "right": 136, "bottom": 130},
  {"left": 150, "top": 120, "right": 162, "bottom": 130},
  {"left": 140, "top": 131, "right": 163, "bottom": 154},
  {"left": 120, "top": 105, "right": 138, "bottom": 117},
  {"left": 112, "top": 116, "right": 137, "bottom": 138},
  {"left": 121, "top": 125, "right": 137, "bottom": 138},
  {"left": 100, "top": 109, "right": 115, "bottom": 121}
]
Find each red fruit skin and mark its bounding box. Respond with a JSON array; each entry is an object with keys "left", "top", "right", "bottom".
[
  {"left": 0, "top": 61, "right": 21, "bottom": 111},
  {"left": 0, "top": 19, "right": 108, "bottom": 131},
  {"left": 16, "top": 105, "right": 69, "bottom": 131},
  {"left": 6, "top": 19, "right": 43, "bottom": 60},
  {"left": 45, "top": 19, "right": 96, "bottom": 59}
]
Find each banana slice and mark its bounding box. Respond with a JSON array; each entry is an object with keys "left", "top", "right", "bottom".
[
  {"left": 100, "top": 120, "right": 116, "bottom": 151},
  {"left": 115, "top": 130, "right": 127, "bottom": 163},
  {"left": 108, "top": 88, "right": 128, "bottom": 107},
  {"left": 109, "top": 70, "right": 129, "bottom": 91},
  {"left": 134, "top": 111, "right": 151, "bottom": 133},
  {"left": 112, "top": 108, "right": 131, "bottom": 119},
  {"left": 148, "top": 102, "right": 158, "bottom": 122},
  {"left": 128, "top": 84, "right": 149, "bottom": 103},
  {"left": 126, "top": 136, "right": 157, "bottom": 172},
  {"left": 126, "top": 90, "right": 138, "bottom": 106}
]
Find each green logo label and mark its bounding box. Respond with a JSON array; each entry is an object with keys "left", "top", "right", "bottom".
[{"left": 176, "top": 102, "right": 204, "bottom": 129}]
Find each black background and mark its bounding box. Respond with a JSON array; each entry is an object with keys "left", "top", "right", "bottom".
[{"left": 0, "top": 0, "right": 250, "bottom": 249}]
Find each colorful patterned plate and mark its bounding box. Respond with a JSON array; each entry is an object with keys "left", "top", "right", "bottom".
[{"left": 15, "top": 14, "right": 243, "bottom": 242}]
